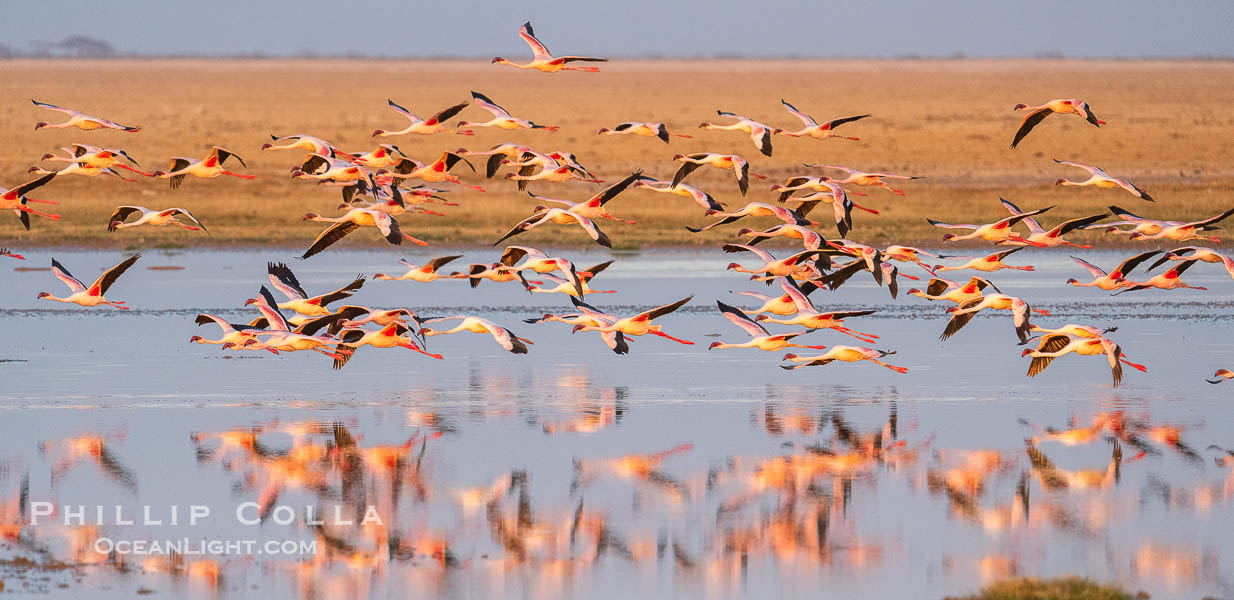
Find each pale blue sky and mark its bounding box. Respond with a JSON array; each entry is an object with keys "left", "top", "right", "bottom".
[{"left": 3, "top": 0, "right": 1232, "bottom": 58}]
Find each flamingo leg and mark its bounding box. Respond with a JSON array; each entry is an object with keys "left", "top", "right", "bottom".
[
  {"left": 1118, "top": 355, "right": 1148, "bottom": 373},
  {"left": 402, "top": 233, "right": 430, "bottom": 247},
  {"left": 115, "top": 164, "right": 155, "bottom": 177},
  {"left": 221, "top": 170, "right": 256, "bottom": 180},
  {"left": 400, "top": 343, "right": 444, "bottom": 360},
  {"left": 852, "top": 202, "right": 880, "bottom": 215},
  {"left": 869, "top": 359, "right": 908, "bottom": 373},
  {"left": 650, "top": 331, "right": 694, "bottom": 345},
  {"left": 171, "top": 221, "right": 201, "bottom": 231}
]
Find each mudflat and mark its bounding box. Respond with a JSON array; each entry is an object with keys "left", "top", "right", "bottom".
[{"left": 3, "top": 58, "right": 1233, "bottom": 249}]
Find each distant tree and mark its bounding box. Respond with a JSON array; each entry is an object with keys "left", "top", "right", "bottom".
[
  {"left": 54, "top": 35, "right": 116, "bottom": 57},
  {"left": 0, "top": 43, "right": 14, "bottom": 58}
]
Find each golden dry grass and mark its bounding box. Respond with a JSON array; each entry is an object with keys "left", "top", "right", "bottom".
[{"left": 2, "top": 58, "right": 1233, "bottom": 251}]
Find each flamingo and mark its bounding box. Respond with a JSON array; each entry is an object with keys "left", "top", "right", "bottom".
[
  {"left": 28, "top": 162, "right": 135, "bottom": 182},
  {"left": 774, "top": 99, "right": 870, "bottom": 140},
  {"left": 494, "top": 246, "right": 582, "bottom": 293},
  {"left": 191, "top": 314, "right": 270, "bottom": 351},
  {"left": 465, "top": 262, "right": 542, "bottom": 289},
  {"left": 267, "top": 263, "right": 366, "bottom": 316},
  {"left": 1113, "top": 259, "right": 1208, "bottom": 294},
  {"left": 32, "top": 99, "right": 138, "bottom": 132},
  {"left": 882, "top": 245, "right": 954, "bottom": 270},
  {"left": 1147, "top": 247, "right": 1234, "bottom": 280},
  {"left": 41, "top": 144, "right": 152, "bottom": 176},
  {"left": 570, "top": 296, "right": 694, "bottom": 345},
  {"left": 1010, "top": 99, "right": 1104, "bottom": 149},
  {"left": 1026, "top": 323, "right": 1117, "bottom": 340},
  {"left": 737, "top": 223, "right": 824, "bottom": 251},
  {"left": 374, "top": 256, "right": 464, "bottom": 282},
  {"left": 780, "top": 182, "right": 870, "bottom": 237},
  {"left": 633, "top": 177, "right": 723, "bottom": 212},
  {"left": 292, "top": 151, "right": 370, "bottom": 182},
  {"left": 907, "top": 276, "right": 1000, "bottom": 304},
  {"left": 802, "top": 164, "right": 924, "bottom": 195},
  {"left": 671, "top": 153, "right": 764, "bottom": 196},
  {"left": 37, "top": 253, "right": 140, "bottom": 309},
  {"left": 1126, "top": 207, "right": 1234, "bottom": 243},
  {"left": 107, "top": 206, "right": 208, "bottom": 234},
  {"left": 493, "top": 206, "right": 612, "bottom": 248},
  {"left": 491, "top": 22, "right": 607, "bottom": 72},
  {"left": 927, "top": 204, "right": 1053, "bottom": 246},
  {"left": 1207, "top": 369, "right": 1234, "bottom": 384},
  {"left": 935, "top": 248, "right": 1034, "bottom": 273},
  {"left": 261, "top": 134, "right": 344, "bottom": 157},
  {"left": 242, "top": 288, "right": 350, "bottom": 360},
  {"left": 781, "top": 347, "right": 907, "bottom": 373},
  {"left": 1066, "top": 251, "right": 1162, "bottom": 290},
  {"left": 1053, "top": 159, "right": 1153, "bottom": 201},
  {"left": 525, "top": 171, "right": 642, "bottom": 225},
  {"left": 349, "top": 144, "right": 407, "bottom": 169},
  {"left": 528, "top": 260, "right": 616, "bottom": 298},
  {"left": 729, "top": 279, "right": 824, "bottom": 316},
  {"left": 998, "top": 198, "right": 1107, "bottom": 248},
  {"left": 381, "top": 151, "right": 485, "bottom": 191},
  {"left": 458, "top": 91, "right": 558, "bottom": 131},
  {"left": 709, "top": 301, "right": 824, "bottom": 352},
  {"left": 698, "top": 111, "right": 775, "bottom": 157},
  {"left": 458, "top": 143, "right": 534, "bottom": 178},
  {"left": 421, "top": 316, "right": 532, "bottom": 354},
  {"left": 524, "top": 308, "right": 629, "bottom": 354},
  {"left": 941, "top": 294, "right": 1049, "bottom": 343},
  {"left": 0, "top": 248, "right": 25, "bottom": 260},
  {"left": 754, "top": 278, "right": 879, "bottom": 342},
  {"left": 722, "top": 244, "right": 828, "bottom": 279},
  {"left": 152, "top": 147, "right": 253, "bottom": 189},
  {"left": 1092, "top": 205, "right": 1177, "bottom": 237},
  {"left": 373, "top": 98, "right": 472, "bottom": 136},
  {"left": 687, "top": 201, "right": 815, "bottom": 233},
  {"left": 331, "top": 306, "right": 422, "bottom": 329},
  {"left": 505, "top": 164, "right": 603, "bottom": 188},
  {"left": 333, "top": 324, "right": 443, "bottom": 369},
  {"left": 301, "top": 207, "right": 426, "bottom": 259},
  {"left": 1, "top": 172, "right": 59, "bottom": 229},
  {"left": 598, "top": 122, "right": 692, "bottom": 143},
  {"left": 1023, "top": 334, "right": 1146, "bottom": 387}
]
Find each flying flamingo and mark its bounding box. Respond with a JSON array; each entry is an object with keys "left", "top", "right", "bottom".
[
  {"left": 373, "top": 99, "right": 473, "bottom": 136},
  {"left": 1010, "top": 99, "right": 1104, "bottom": 149},
  {"left": 569, "top": 295, "right": 695, "bottom": 345},
  {"left": 374, "top": 255, "right": 465, "bottom": 282},
  {"left": 1053, "top": 159, "right": 1153, "bottom": 202},
  {"left": 698, "top": 111, "right": 776, "bottom": 157},
  {"left": 802, "top": 165, "right": 924, "bottom": 195},
  {"left": 1, "top": 172, "right": 58, "bottom": 230},
  {"left": 1023, "top": 334, "right": 1146, "bottom": 387},
  {"left": 301, "top": 207, "right": 427, "bottom": 259},
  {"left": 598, "top": 122, "right": 692, "bottom": 143},
  {"left": 152, "top": 147, "right": 253, "bottom": 189},
  {"left": 421, "top": 316, "right": 532, "bottom": 354},
  {"left": 774, "top": 99, "right": 870, "bottom": 140},
  {"left": 491, "top": 22, "right": 607, "bottom": 72},
  {"left": 37, "top": 253, "right": 141, "bottom": 309},
  {"left": 781, "top": 347, "right": 907, "bottom": 373},
  {"left": 941, "top": 294, "right": 1050, "bottom": 343},
  {"left": 32, "top": 99, "right": 139, "bottom": 132},
  {"left": 1065, "top": 251, "right": 1162, "bottom": 291},
  {"left": 671, "top": 153, "right": 764, "bottom": 196},
  {"left": 458, "top": 91, "right": 558, "bottom": 131},
  {"left": 709, "top": 301, "right": 825, "bottom": 352}
]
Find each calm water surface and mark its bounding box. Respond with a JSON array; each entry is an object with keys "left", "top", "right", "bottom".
[{"left": 0, "top": 248, "right": 1231, "bottom": 599}]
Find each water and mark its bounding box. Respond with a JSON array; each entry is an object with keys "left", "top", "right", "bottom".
[{"left": 0, "top": 248, "right": 1231, "bottom": 599}]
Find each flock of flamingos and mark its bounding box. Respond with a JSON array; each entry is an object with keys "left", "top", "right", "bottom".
[{"left": 7, "top": 22, "right": 1234, "bottom": 386}]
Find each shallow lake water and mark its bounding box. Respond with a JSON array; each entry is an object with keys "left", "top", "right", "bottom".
[{"left": 1, "top": 247, "right": 1231, "bottom": 599}]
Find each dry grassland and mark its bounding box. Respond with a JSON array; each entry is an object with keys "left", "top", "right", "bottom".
[{"left": 2, "top": 59, "right": 1233, "bottom": 251}]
